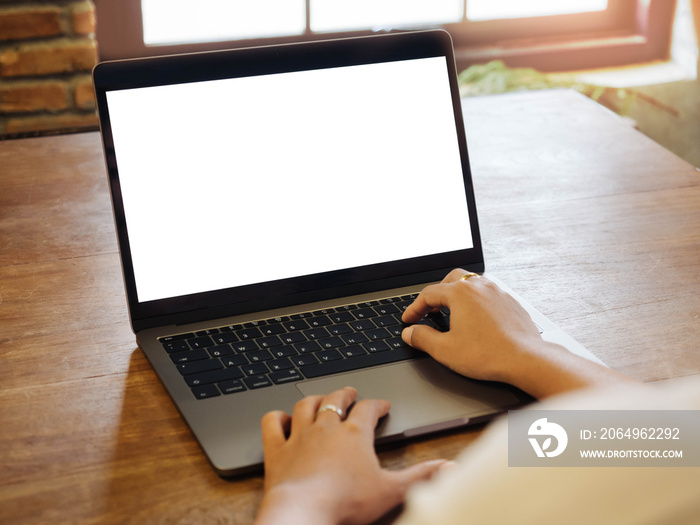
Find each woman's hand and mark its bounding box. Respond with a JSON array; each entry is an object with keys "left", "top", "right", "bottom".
[
  {"left": 255, "top": 387, "right": 447, "bottom": 525},
  {"left": 402, "top": 269, "right": 632, "bottom": 398}
]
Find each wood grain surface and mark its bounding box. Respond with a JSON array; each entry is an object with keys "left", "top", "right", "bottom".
[{"left": 1, "top": 90, "right": 698, "bottom": 524}]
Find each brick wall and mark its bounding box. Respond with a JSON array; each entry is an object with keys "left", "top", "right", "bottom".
[{"left": 0, "top": 0, "right": 98, "bottom": 137}]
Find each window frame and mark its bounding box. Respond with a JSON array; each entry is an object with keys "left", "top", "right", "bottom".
[{"left": 94, "top": 0, "right": 676, "bottom": 71}]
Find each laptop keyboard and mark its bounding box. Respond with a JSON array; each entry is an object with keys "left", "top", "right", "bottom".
[{"left": 159, "top": 293, "right": 449, "bottom": 400}]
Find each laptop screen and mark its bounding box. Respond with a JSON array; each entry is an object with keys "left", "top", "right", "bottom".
[{"left": 105, "top": 55, "right": 473, "bottom": 303}]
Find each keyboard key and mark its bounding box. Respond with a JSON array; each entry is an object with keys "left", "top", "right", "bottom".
[
  {"left": 328, "top": 323, "right": 353, "bottom": 336},
  {"left": 243, "top": 363, "right": 269, "bottom": 376},
  {"left": 163, "top": 340, "right": 190, "bottom": 353},
  {"left": 248, "top": 349, "right": 273, "bottom": 362},
  {"left": 374, "top": 315, "right": 400, "bottom": 328},
  {"left": 304, "top": 327, "right": 330, "bottom": 340},
  {"left": 318, "top": 336, "right": 344, "bottom": 349},
  {"left": 341, "top": 333, "right": 368, "bottom": 345},
  {"left": 185, "top": 366, "right": 244, "bottom": 387},
  {"left": 208, "top": 345, "right": 233, "bottom": 358},
  {"left": 341, "top": 345, "right": 367, "bottom": 358},
  {"left": 170, "top": 348, "right": 209, "bottom": 364},
  {"left": 243, "top": 376, "right": 273, "bottom": 389},
  {"left": 280, "top": 332, "right": 306, "bottom": 344},
  {"left": 222, "top": 354, "right": 248, "bottom": 367},
  {"left": 316, "top": 349, "right": 343, "bottom": 362},
  {"left": 160, "top": 333, "right": 194, "bottom": 343},
  {"left": 268, "top": 358, "right": 294, "bottom": 371},
  {"left": 258, "top": 335, "right": 283, "bottom": 348},
  {"left": 219, "top": 379, "right": 246, "bottom": 394},
  {"left": 300, "top": 346, "right": 422, "bottom": 379},
  {"left": 212, "top": 332, "right": 239, "bottom": 344},
  {"left": 261, "top": 324, "right": 286, "bottom": 336},
  {"left": 335, "top": 304, "right": 358, "bottom": 311},
  {"left": 237, "top": 327, "right": 263, "bottom": 340},
  {"left": 270, "top": 369, "right": 303, "bottom": 384},
  {"left": 272, "top": 345, "right": 297, "bottom": 358},
  {"left": 284, "top": 319, "right": 310, "bottom": 331},
  {"left": 196, "top": 328, "right": 219, "bottom": 336},
  {"left": 364, "top": 340, "right": 390, "bottom": 353},
  {"left": 291, "top": 354, "right": 320, "bottom": 367},
  {"left": 366, "top": 328, "right": 391, "bottom": 340},
  {"left": 244, "top": 320, "right": 266, "bottom": 328},
  {"left": 308, "top": 315, "right": 332, "bottom": 327},
  {"left": 329, "top": 311, "right": 354, "bottom": 323},
  {"left": 188, "top": 335, "right": 214, "bottom": 349},
  {"left": 387, "top": 337, "right": 408, "bottom": 349},
  {"left": 295, "top": 340, "right": 321, "bottom": 354},
  {"left": 358, "top": 301, "right": 380, "bottom": 308},
  {"left": 349, "top": 319, "right": 375, "bottom": 331},
  {"left": 388, "top": 324, "right": 404, "bottom": 337},
  {"left": 353, "top": 307, "right": 377, "bottom": 319},
  {"left": 177, "top": 359, "right": 223, "bottom": 376},
  {"left": 191, "top": 384, "right": 220, "bottom": 399},
  {"left": 233, "top": 340, "right": 259, "bottom": 352},
  {"left": 395, "top": 300, "right": 413, "bottom": 311}
]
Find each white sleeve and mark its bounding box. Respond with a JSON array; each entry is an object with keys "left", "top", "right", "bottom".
[{"left": 397, "top": 378, "right": 700, "bottom": 525}]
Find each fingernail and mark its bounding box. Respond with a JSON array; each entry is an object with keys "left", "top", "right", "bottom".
[{"left": 402, "top": 326, "right": 413, "bottom": 345}]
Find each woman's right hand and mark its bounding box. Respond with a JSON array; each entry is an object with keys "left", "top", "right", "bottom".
[{"left": 402, "top": 269, "right": 633, "bottom": 398}]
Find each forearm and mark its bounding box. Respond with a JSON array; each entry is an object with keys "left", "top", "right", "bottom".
[{"left": 500, "top": 340, "right": 635, "bottom": 399}]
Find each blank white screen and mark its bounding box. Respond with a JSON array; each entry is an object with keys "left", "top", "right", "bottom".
[{"left": 106, "top": 57, "right": 473, "bottom": 302}]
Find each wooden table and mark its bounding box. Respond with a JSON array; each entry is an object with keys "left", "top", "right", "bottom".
[{"left": 1, "top": 90, "right": 698, "bottom": 524}]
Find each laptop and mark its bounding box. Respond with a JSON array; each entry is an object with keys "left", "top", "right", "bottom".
[{"left": 93, "top": 29, "right": 603, "bottom": 476}]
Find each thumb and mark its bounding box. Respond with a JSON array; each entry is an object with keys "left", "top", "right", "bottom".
[
  {"left": 402, "top": 324, "right": 443, "bottom": 355},
  {"left": 389, "top": 459, "right": 450, "bottom": 494}
]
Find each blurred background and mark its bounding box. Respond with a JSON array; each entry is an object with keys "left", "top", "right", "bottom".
[{"left": 1, "top": 0, "right": 698, "bottom": 166}]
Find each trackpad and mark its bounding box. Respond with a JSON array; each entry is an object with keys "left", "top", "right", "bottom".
[{"left": 296, "top": 359, "right": 524, "bottom": 438}]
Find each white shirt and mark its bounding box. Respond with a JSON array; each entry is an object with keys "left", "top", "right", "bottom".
[{"left": 398, "top": 378, "right": 700, "bottom": 524}]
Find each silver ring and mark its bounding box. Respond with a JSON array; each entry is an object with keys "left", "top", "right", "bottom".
[
  {"left": 459, "top": 272, "right": 478, "bottom": 281},
  {"left": 317, "top": 404, "right": 344, "bottom": 420}
]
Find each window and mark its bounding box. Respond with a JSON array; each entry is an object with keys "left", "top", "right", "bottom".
[
  {"left": 141, "top": 0, "right": 306, "bottom": 45},
  {"left": 466, "top": 0, "right": 609, "bottom": 21},
  {"left": 95, "top": 0, "right": 676, "bottom": 72},
  {"left": 310, "top": 0, "right": 463, "bottom": 33}
]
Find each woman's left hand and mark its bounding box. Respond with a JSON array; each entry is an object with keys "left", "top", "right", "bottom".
[{"left": 254, "top": 386, "right": 448, "bottom": 525}]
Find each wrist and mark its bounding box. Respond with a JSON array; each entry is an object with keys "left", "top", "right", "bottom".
[
  {"left": 498, "top": 338, "right": 633, "bottom": 399},
  {"left": 497, "top": 339, "right": 591, "bottom": 399},
  {"left": 255, "top": 483, "right": 339, "bottom": 525}
]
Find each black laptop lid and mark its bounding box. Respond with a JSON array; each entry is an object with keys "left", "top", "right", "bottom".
[{"left": 93, "top": 30, "right": 483, "bottom": 331}]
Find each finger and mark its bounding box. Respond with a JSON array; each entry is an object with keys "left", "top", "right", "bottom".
[
  {"left": 290, "top": 394, "right": 324, "bottom": 433},
  {"left": 315, "top": 386, "right": 358, "bottom": 424},
  {"left": 402, "top": 323, "right": 444, "bottom": 355},
  {"left": 402, "top": 283, "right": 450, "bottom": 324},
  {"left": 443, "top": 268, "right": 470, "bottom": 283},
  {"left": 389, "top": 459, "right": 452, "bottom": 492},
  {"left": 261, "top": 410, "right": 292, "bottom": 451},
  {"left": 345, "top": 398, "right": 391, "bottom": 439}
]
